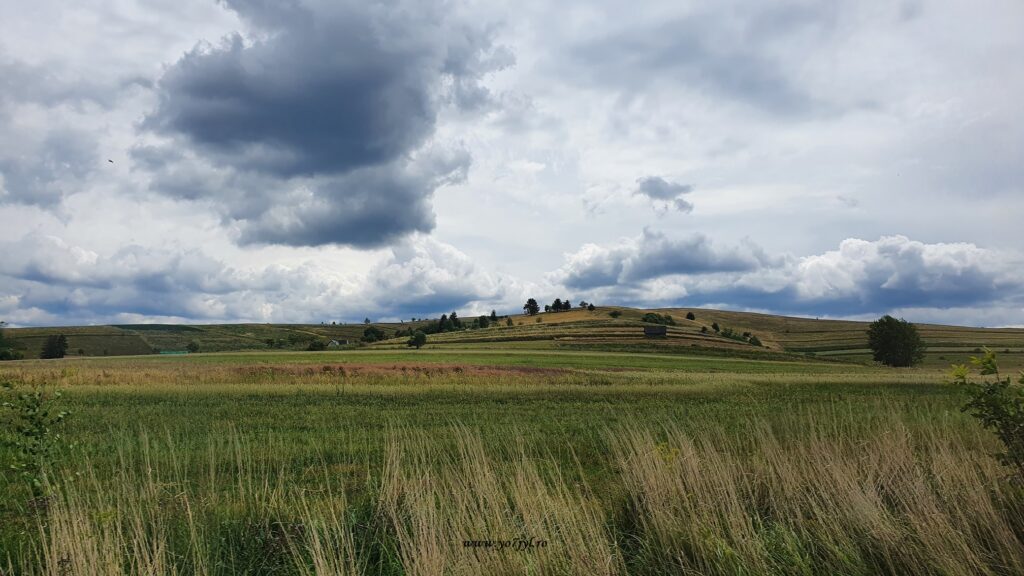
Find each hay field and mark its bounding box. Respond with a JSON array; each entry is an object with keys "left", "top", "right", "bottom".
[{"left": 3, "top": 348, "right": 1022, "bottom": 575}]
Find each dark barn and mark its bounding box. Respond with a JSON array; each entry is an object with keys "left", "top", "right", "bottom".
[{"left": 643, "top": 325, "right": 667, "bottom": 337}]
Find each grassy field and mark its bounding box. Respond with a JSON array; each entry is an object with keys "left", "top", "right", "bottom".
[{"left": 2, "top": 345, "right": 1022, "bottom": 575}]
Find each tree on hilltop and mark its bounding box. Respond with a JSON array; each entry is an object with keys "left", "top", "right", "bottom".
[{"left": 524, "top": 299, "right": 540, "bottom": 315}]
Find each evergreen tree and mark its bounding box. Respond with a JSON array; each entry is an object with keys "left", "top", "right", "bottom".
[
  {"left": 40, "top": 335, "right": 69, "bottom": 359},
  {"left": 523, "top": 298, "right": 540, "bottom": 316}
]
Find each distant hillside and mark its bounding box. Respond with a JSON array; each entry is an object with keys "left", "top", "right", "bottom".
[
  {"left": 369, "top": 306, "right": 1024, "bottom": 369},
  {"left": 4, "top": 307, "right": 1023, "bottom": 368},
  {"left": 1, "top": 321, "right": 428, "bottom": 359}
]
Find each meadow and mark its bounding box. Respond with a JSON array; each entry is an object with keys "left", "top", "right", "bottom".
[{"left": 2, "top": 346, "right": 1021, "bottom": 575}]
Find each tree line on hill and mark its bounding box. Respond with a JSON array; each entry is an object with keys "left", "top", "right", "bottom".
[{"left": 522, "top": 298, "right": 596, "bottom": 315}]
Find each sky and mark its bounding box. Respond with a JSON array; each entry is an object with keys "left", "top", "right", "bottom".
[{"left": 1, "top": 0, "right": 1022, "bottom": 327}]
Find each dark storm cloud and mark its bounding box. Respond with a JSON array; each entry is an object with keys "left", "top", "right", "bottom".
[
  {"left": 557, "top": 229, "right": 768, "bottom": 290},
  {"left": 555, "top": 234, "right": 1024, "bottom": 320},
  {"left": 566, "top": 3, "right": 836, "bottom": 116},
  {"left": 634, "top": 176, "right": 694, "bottom": 212},
  {"left": 140, "top": 0, "right": 509, "bottom": 248},
  {"left": 235, "top": 157, "right": 465, "bottom": 248}
]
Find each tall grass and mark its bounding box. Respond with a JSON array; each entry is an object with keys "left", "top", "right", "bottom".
[
  {"left": 379, "top": 426, "right": 622, "bottom": 575},
  {"left": 6, "top": 408, "right": 1023, "bottom": 575},
  {"left": 612, "top": 412, "right": 1024, "bottom": 575}
]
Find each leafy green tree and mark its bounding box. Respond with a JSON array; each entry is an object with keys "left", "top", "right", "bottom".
[
  {"left": 449, "top": 311, "right": 462, "bottom": 329},
  {"left": 307, "top": 340, "right": 327, "bottom": 351},
  {"left": 608, "top": 310, "right": 621, "bottom": 318},
  {"left": 364, "top": 317, "right": 371, "bottom": 324},
  {"left": 478, "top": 315, "right": 490, "bottom": 328},
  {"left": 587, "top": 303, "right": 595, "bottom": 311},
  {"left": 867, "top": 315, "right": 925, "bottom": 367},
  {"left": 749, "top": 335, "right": 763, "bottom": 347},
  {"left": 490, "top": 310, "right": 498, "bottom": 321},
  {"left": 186, "top": 340, "right": 201, "bottom": 353},
  {"left": 505, "top": 317, "right": 513, "bottom": 327},
  {"left": 562, "top": 299, "right": 572, "bottom": 311},
  {"left": 552, "top": 298, "right": 562, "bottom": 312},
  {"left": 407, "top": 330, "right": 427, "bottom": 349},
  {"left": 439, "top": 314, "right": 450, "bottom": 332},
  {"left": 686, "top": 312, "right": 696, "bottom": 320},
  {"left": 40, "top": 335, "right": 69, "bottom": 359},
  {"left": 712, "top": 322, "right": 720, "bottom": 333}
]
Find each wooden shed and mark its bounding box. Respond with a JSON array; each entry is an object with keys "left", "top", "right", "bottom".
[{"left": 643, "top": 325, "right": 667, "bottom": 337}]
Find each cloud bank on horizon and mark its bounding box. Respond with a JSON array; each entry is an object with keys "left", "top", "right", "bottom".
[{"left": 0, "top": 0, "right": 1022, "bottom": 327}]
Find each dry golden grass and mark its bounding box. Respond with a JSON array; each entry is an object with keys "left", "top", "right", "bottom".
[
  {"left": 379, "top": 426, "right": 622, "bottom": 576},
  {"left": 613, "top": 413, "right": 1024, "bottom": 575}
]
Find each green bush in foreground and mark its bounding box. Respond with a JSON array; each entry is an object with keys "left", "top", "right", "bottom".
[
  {"left": 952, "top": 349, "right": 1024, "bottom": 476},
  {"left": 1, "top": 379, "right": 71, "bottom": 498}
]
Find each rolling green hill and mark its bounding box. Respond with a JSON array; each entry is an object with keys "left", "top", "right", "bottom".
[{"left": 4, "top": 306, "right": 1023, "bottom": 368}]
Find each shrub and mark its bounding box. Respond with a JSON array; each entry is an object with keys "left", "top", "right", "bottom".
[
  {"left": 0, "top": 348, "right": 24, "bottom": 361},
  {"left": 186, "top": 340, "right": 201, "bottom": 353},
  {"left": 867, "top": 315, "right": 925, "bottom": 367},
  {"left": 711, "top": 322, "right": 720, "bottom": 333},
  {"left": 307, "top": 340, "right": 327, "bottom": 351},
  {"left": 407, "top": 331, "right": 427, "bottom": 349},
  {"left": 608, "top": 311, "right": 622, "bottom": 319},
  {"left": 685, "top": 312, "right": 695, "bottom": 320},
  {"left": 1, "top": 379, "right": 71, "bottom": 498},
  {"left": 951, "top": 349, "right": 1024, "bottom": 477},
  {"left": 748, "top": 335, "right": 762, "bottom": 347}
]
